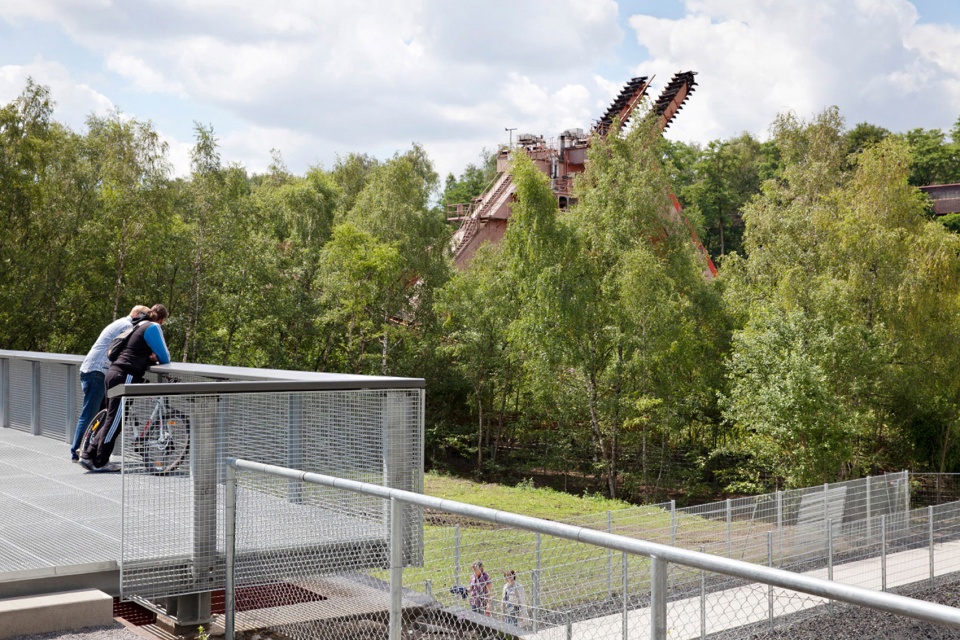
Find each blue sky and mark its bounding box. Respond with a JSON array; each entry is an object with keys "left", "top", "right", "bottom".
[{"left": 2, "top": 1, "right": 959, "bottom": 182}]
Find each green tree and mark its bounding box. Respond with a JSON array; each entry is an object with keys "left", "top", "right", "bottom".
[
  {"left": 442, "top": 150, "right": 498, "bottom": 208},
  {"left": 722, "top": 110, "right": 960, "bottom": 487}
]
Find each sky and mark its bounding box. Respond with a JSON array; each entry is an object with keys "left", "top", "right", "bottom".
[{"left": 1, "top": 0, "right": 959, "bottom": 183}]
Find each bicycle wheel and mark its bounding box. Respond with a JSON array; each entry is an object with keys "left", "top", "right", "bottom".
[
  {"left": 138, "top": 409, "right": 190, "bottom": 474},
  {"left": 79, "top": 408, "right": 109, "bottom": 456}
]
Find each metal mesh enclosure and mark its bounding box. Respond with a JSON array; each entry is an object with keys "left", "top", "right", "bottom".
[{"left": 119, "top": 388, "right": 424, "bottom": 604}]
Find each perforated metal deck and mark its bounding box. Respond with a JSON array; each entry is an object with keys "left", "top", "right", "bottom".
[{"left": 0, "top": 428, "right": 121, "bottom": 585}]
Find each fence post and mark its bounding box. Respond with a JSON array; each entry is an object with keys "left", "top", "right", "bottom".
[
  {"left": 534, "top": 533, "right": 542, "bottom": 632},
  {"left": 904, "top": 470, "right": 910, "bottom": 514},
  {"left": 607, "top": 510, "right": 613, "bottom": 598},
  {"left": 726, "top": 499, "right": 732, "bottom": 557},
  {"left": 225, "top": 463, "right": 237, "bottom": 640},
  {"left": 699, "top": 545, "right": 706, "bottom": 640},
  {"left": 390, "top": 497, "right": 403, "bottom": 640},
  {"left": 454, "top": 524, "right": 461, "bottom": 589},
  {"left": 622, "top": 553, "right": 629, "bottom": 640},
  {"left": 881, "top": 514, "right": 887, "bottom": 591},
  {"left": 776, "top": 490, "right": 783, "bottom": 567},
  {"left": 823, "top": 483, "right": 828, "bottom": 530},
  {"left": 767, "top": 532, "right": 774, "bottom": 631},
  {"left": 670, "top": 500, "right": 677, "bottom": 591},
  {"left": 929, "top": 505, "right": 935, "bottom": 586},
  {"left": 651, "top": 556, "right": 668, "bottom": 640},
  {"left": 866, "top": 475, "right": 872, "bottom": 540},
  {"left": 425, "top": 579, "right": 432, "bottom": 599},
  {"left": 827, "top": 519, "right": 834, "bottom": 614},
  {"left": 532, "top": 568, "right": 542, "bottom": 633},
  {"left": 287, "top": 395, "right": 303, "bottom": 503}
]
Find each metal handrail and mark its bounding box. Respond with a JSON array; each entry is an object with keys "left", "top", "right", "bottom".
[{"left": 226, "top": 458, "right": 960, "bottom": 640}]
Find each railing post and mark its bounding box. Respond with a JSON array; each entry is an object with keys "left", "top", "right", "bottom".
[
  {"left": 181, "top": 395, "right": 216, "bottom": 627},
  {"left": 390, "top": 497, "right": 403, "bottom": 640},
  {"left": 651, "top": 556, "right": 668, "bottom": 640},
  {"left": 64, "top": 364, "right": 76, "bottom": 444},
  {"left": 881, "top": 514, "right": 887, "bottom": 591},
  {"left": 827, "top": 519, "right": 834, "bottom": 614},
  {"left": 534, "top": 533, "right": 542, "bottom": 632},
  {"left": 622, "top": 553, "right": 629, "bottom": 640},
  {"left": 30, "top": 361, "right": 41, "bottom": 435},
  {"left": 0, "top": 358, "right": 8, "bottom": 429},
  {"left": 767, "top": 532, "right": 774, "bottom": 630},
  {"left": 225, "top": 462, "right": 237, "bottom": 640},
  {"left": 532, "top": 568, "right": 542, "bottom": 633},
  {"left": 866, "top": 475, "right": 872, "bottom": 539},
  {"left": 607, "top": 510, "right": 613, "bottom": 598},
  {"left": 287, "top": 394, "right": 303, "bottom": 504},
  {"left": 929, "top": 505, "right": 935, "bottom": 586},
  {"left": 726, "top": 499, "right": 732, "bottom": 557},
  {"left": 454, "top": 524, "right": 461, "bottom": 590},
  {"left": 699, "top": 545, "right": 706, "bottom": 640}
]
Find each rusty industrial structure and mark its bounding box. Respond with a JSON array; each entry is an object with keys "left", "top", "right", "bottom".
[
  {"left": 448, "top": 71, "right": 715, "bottom": 276},
  {"left": 920, "top": 183, "right": 960, "bottom": 215}
]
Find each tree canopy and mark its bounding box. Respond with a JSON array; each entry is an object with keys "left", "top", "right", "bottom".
[{"left": 5, "top": 78, "right": 960, "bottom": 501}]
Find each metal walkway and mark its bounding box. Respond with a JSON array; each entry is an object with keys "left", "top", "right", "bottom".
[{"left": 0, "top": 427, "right": 121, "bottom": 595}]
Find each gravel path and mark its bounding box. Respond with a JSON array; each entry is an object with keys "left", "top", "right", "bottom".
[
  {"left": 730, "top": 580, "right": 960, "bottom": 640},
  {"left": 5, "top": 624, "right": 144, "bottom": 640}
]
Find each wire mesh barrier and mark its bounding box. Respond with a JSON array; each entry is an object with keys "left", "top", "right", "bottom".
[
  {"left": 5, "top": 349, "right": 960, "bottom": 638},
  {"left": 115, "top": 383, "right": 423, "bottom": 628},
  {"left": 224, "top": 460, "right": 960, "bottom": 640}
]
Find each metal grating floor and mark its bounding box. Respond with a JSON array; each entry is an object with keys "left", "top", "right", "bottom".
[{"left": 0, "top": 427, "right": 122, "bottom": 579}]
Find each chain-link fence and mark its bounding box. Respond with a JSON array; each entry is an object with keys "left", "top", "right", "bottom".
[{"left": 224, "top": 460, "right": 960, "bottom": 640}]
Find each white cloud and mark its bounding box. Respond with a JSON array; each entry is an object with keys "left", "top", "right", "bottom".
[
  {"left": 628, "top": 0, "right": 960, "bottom": 143},
  {"left": 106, "top": 52, "right": 183, "bottom": 94},
  {"left": 0, "top": 59, "right": 114, "bottom": 132}
]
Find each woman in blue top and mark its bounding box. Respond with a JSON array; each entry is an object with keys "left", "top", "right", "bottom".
[{"left": 80, "top": 304, "right": 171, "bottom": 471}]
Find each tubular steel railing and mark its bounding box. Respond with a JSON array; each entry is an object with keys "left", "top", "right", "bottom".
[{"left": 226, "top": 459, "right": 960, "bottom": 640}]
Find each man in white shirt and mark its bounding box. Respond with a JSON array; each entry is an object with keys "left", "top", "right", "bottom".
[{"left": 70, "top": 305, "right": 150, "bottom": 460}]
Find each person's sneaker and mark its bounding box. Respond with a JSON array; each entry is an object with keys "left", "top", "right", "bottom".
[
  {"left": 71, "top": 453, "right": 79, "bottom": 462},
  {"left": 78, "top": 458, "right": 94, "bottom": 471},
  {"left": 94, "top": 461, "right": 122, "bottom": 473}
]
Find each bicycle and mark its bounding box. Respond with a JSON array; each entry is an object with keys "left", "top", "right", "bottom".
[{"left": 79, "top": 375, "right": 190, "bottom": 474}]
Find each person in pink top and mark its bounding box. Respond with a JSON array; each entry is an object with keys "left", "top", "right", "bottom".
[{"left": 469, "top": 560, "right": 491, "bottom": 615}]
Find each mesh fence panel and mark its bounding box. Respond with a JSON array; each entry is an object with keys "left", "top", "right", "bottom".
[
  {"left": 225, "top": 466, "right": 960, "bottom": 640},
  {"left": 8, "top": 358, "right": 33, "bottom": 433},
  {"left": 120, "top": 388, "right": 423, "bottom": 605}
]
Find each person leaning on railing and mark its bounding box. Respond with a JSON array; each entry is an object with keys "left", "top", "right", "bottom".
[
  {"left": 79, "top": 304, "right": 170, "bottom": 472},
  {"left": 70, "top": 304, "right": 151, "bottom": 461}
]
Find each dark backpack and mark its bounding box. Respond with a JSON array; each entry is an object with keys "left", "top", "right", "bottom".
[{"left": 107, "top": 319, "right": 146, "bottom": 362}]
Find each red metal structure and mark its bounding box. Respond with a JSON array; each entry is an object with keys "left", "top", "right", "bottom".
[
  {"left": 449, "top": 71, "right": 715, "bottom": 277},
  {"left": 920, "top": 183, "right": 960, "bottom": 215}
]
